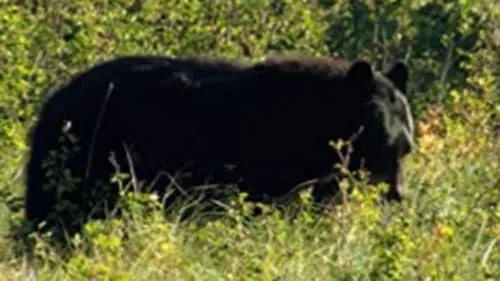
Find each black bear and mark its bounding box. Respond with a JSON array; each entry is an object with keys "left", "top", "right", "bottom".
[{"left": 24, "top": 54, "right": 415, "bottom": 238}]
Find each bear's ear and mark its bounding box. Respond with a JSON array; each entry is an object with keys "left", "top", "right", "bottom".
[
  {"left": 347, "top": 60, "right": 374, "bottom": 84},
  {"left": 386, "top": 61, "right": 408, "bottom": 93}
]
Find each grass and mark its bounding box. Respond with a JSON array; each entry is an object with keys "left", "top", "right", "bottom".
[
  {"left": 0, "top": 90, "right": 498, "bottom": 281},
  {"left": 0, "top": 2, "right": 498, "bottom": 279}
]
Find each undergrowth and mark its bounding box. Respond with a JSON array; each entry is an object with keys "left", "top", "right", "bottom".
[{"left": 0, "top": 0, "right": 499, "bottom": 280}]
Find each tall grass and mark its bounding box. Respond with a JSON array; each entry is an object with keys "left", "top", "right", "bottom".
[{"left": 0, "top": 0, "right": 498, "bottom": 280}]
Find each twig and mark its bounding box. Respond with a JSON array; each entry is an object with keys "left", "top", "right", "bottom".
[{"left": 85, "top": 82, "right": 115, "bottom": 180}]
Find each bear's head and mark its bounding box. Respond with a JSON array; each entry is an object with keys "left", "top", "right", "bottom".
[{"left": 344, "top": 60, "right": 415, "bottom": 202}]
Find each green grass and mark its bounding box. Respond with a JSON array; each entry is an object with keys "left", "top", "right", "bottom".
[
  {"left": 0, "top": 94, "right": 498, "bottom": 281},
  {"left": 0, "top": 1, "right": 499, "bottom": 280}
]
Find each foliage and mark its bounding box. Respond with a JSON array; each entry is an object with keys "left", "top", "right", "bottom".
[{"left": 0, "top": 0, "right": 498, "bottom": 280}]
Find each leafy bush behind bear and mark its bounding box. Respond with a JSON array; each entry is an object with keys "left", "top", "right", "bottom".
[{"left": 0, "top": 0, "right": 498, "bottom": 280}]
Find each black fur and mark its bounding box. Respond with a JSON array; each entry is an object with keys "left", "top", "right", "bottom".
[{"left": 24, "top": 54, "right": 415, "bottom": 237}]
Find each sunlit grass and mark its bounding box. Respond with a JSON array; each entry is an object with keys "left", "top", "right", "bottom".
[
  {"left": 0, "top": 1, "right": 499, "bottom": 280},
  {"left": 0, "top": 89, "right": 497, "bottom": 281}
]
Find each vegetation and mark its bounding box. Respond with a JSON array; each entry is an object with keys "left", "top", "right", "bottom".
[{"left": 0, "top": 0, "right": 498, "bottom": 280}]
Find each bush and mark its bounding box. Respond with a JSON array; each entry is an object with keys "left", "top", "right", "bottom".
[{"left": 0, "top": 0, "right": 498, "bottom": 280}]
